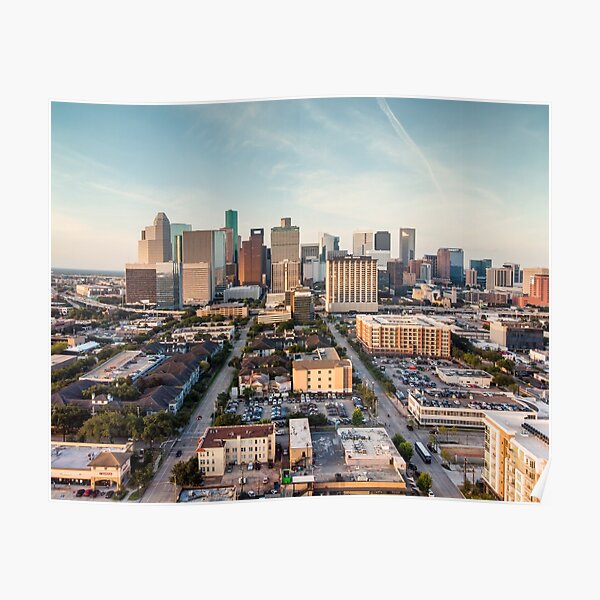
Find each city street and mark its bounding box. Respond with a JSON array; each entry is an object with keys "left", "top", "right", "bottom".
[
  {"left": 141, "top": 321, "right": 252, "bottom": 503},
  {"left": 327, "top": 322, "right": 464, "bottom": 499}
]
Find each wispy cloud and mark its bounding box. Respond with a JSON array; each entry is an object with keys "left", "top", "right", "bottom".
[{"left": 377, "top": 98, "right": 443, "bottom": 197}]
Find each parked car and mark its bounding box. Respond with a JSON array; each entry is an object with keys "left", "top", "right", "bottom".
[
  {"left": 263, "top": 476, "right": 269, "bottom": 484},
  {"left": 105, "top": 490, "right": 114, "bottom": 499},
  {"left": 92, "top": 489, "right": 100, "bottom": 498},
  {"left": 83, "top": 489, "right": 92, "bottom": 497},
  {"left": 176, "top": 450, "right": 182, "bottom": 457},
  {"left": 247, "top": 462, "right": 254, "bottom": 471},
  {"left": 75, "top": 489, "right": 86, "bottom": 497}
]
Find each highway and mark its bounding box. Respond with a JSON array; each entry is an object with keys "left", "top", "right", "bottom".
[
  {"left": 327, "top": 322, "right": 464, "bottom": 499},
  {"left": 140, "top": 321, "right": 251, "bottom": 503}
]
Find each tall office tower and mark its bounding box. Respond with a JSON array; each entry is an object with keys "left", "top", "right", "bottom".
[
  {"left": 470, "top": 259, "right": 493, "bottom": 286},
  {"left": 301, "top": 243, "right": 321, "bottom": 285},
  {"left": 319, "top": 232, "right": 340, "bottom": 261},
  {"left": 302, "top": 257, "right": 325, "bottom": 286},
  {"left": 181, "top": 263, "right": 211, "bottom": 305},
  {"left": 399, "top": 228, "right": 416, "bottom": 266},
  {"left": 502, "top": 262, "right": 521, "bottom": 285},
  {"left": 448, "top": 249, "right": 464, "bottom": 285},
  {"left": 530, "top": 273, "right": 549, "bottom": 305},
  {"left": 155, "top": 261, "right": 181, "bottom": 309},
  {"left": 225, "top": 209, "right": 239, "bottom": 263},
  {"left": 522, "top": 267, "right": 549, "bottom": 296},
  {"left": 352, "top": 230, "right": 374, "bottom": 257},
  {"left": 239, "top": 228, "right": 265, "bottom": 285},
  {"left": 301, "top": 243, "right": 320, "bottom": 261},
  {"left": 271, "top": 217, "right": 300, "bottom": 262},
  {"left": 419, "top": 263, "right": 432, "bottom": 283},
  {"left": 486, "top": 267, "right": 514, "bottom": 290},
  {"left": 423, "top": 254, "right": 438, "bottom": 278},
  {"left": 387, "top": 259, "right": 404, "bottom": 295},
  {"left": 170, "top": 223, "right": 192, "bottom": 262},
  {"left": 271, "top": 260, "right": 301, "bottom": 293},
  {"left": 138, "top": 212, "right": 172, "bottom": 264},
  {"left": 436, "top": 248, "right": 451, "bottom": 280},
  {"left": 125, "top": 264, "right": 157, "bottom": 304},
  {"left": 220, "top": 227, "right": 235, "bottom": 264},
  {"left": 325, "top": 255, "right": 378, "bottom": 313},
  {"left": 374, "top": 230, "right": 391, "bottom": 251},
  {"left": 181, "top": 230, "right": 226, "bottom": 300},
  {"left": 408, "top": 258, "right": 424, "bottom": 275},
  {"left": 465, "top": 268, "right": 478, "bottom": 287}
]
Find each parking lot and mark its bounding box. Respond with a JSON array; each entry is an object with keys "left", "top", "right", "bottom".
[{"left": 50, "top": 484, "right": 118, "bottom": 501}]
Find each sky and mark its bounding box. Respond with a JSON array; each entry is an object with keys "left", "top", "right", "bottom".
[{"left": 51, "top": 97, "right": 549, "bottom": 271}]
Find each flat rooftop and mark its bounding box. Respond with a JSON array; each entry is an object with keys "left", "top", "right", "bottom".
[
  {"left": 289, "top": 418, "right": 312, "bottom": 450},
  {"left": 178, "top": 487, "right": 236, "bottom": 502},
  {"left": 357, "top": 314, "right": 450, "bottom": 328},
  {"left": 51, "top": 354, "right": 76, "bottom": 368},
  {"left": 79, "top": 350, "right": 161, "bottom": 383},
  {"left": 51, "top": 444, "right": 131, "bottom": 470},
  {"left": 484, "top": 413, "right": 549, "bottom": 459},
  {"left": 437, "top": 368, "right": 492, "bottom": 378},
  {"left": 337, "top": 427, "right": 403, "bottom": 462},
  {"left": 411, "top": 389, "right": 533, "bottom": 413}
]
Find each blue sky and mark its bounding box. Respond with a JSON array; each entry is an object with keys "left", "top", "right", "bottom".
[{"left": 51, "top": 97, "right": 549, "bottom": 270}]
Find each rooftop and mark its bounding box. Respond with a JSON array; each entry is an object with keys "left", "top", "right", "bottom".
[
  {"left": 356, "top": 314, "right": 451, "bottom": 329},
  {"left": 436, "top": 367, "right": 493, "bottom": 378},
  {"left": 197, "top": 424, "right": 275, "bottom": 450},
  {"left": 51, "top": 443, "right": 132, "bottom": 470},
  {"left": 289, "top": 418, "right": 312, "bottom": 450},
  {"left": 410, "top": 388, "right": 533, "bottom": 413},
  {"left": 484, "top": 413, "right": 549, "bottom": 459},
  {"left": 79, "top": 350, "right": 162, "bottom": 383}
]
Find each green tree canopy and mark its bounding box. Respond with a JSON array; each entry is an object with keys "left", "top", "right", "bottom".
[
  {"left": 398, "top": 441, "right": 414, "bottom": 463},
  {"left": 352, "top": 408, "right": 364, "bottom": 427},
  {"left": 417, "top": 471, "right": 433, "bottom": 494},
  {"left": 170, "top": 456, "right": 203, "bottom": 487}
]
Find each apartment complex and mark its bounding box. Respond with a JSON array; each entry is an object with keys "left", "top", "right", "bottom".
[
  {"left": 356, "top": 314, "right": 451, "bottom": 357},
  {"left": 196, "top": 424, "right": 276, "bottom": 475},
  {"left": 292, "top": 348, "right": 353, "bottom": 394},
  {"left": 482, "top": 413, "right": 549, "bottom": 502},
  {"left": 325, "top": 255, "right": 378, "bottom": 313}
]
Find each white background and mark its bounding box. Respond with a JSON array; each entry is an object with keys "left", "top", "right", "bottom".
[{"left": 2, "top": 1, "right": 598, "bottom": 598}]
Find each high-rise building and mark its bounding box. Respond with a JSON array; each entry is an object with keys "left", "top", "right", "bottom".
[
  {"left": 225, "top": 209, "right": 239, "bottom": 263},
  {"left": 399, "top": 228, "right": 416, "bottom": 266},
  {"left": 325, "top": 255, "right": 378, "bottom": 313},
  {"left": 271, "top": 260, "right": 301, "bottom": 294},
  {"left": 387, "top": 259, "right": 404, "bottom": 294},
  {"left": 374, "top": 230, "right": 391, "bottom": 251},
  {"left": 181, "top": 230, "right": 226, "bottom": 300},
  {"left": 486, "top": 267, "right": 514, "bottom": 290},
  {"left": 125, "top": 264, "right": 157, "bottom": 304},
  {"left": 302, "top": 257, "right": 325, "bottom": 286},
  {"left": 419, "top": 263, "right": 432, "bottom": 283},
  {"left": 530, "top": 273, "right": 549, "bottom": 306},
  {"left": 181, "top": 263, "right": 211, "bottom": 305},
  {"left": 138, "top": 212, "right": 172, "bottom": 264},
  {"left": 436, "top": 247, "right": 463, "bottom": 284},
  {"left": 319, "top": 232, "right": 340, "bottom": 261},
  {"left": 220, "top": 227, "right": 235, "bottom": 265},
  {"left": 470, "top": 259, "right": 493, "bottom": 286},
  {"left": 271, "top": 217, "right": 300, "bottom": 263},
  {"left": 352, "top": 231, "right": 374, "bottom": 257},
  {"left": 465, "top": 268, "right": 478, "bottom": 287},
  {"left": 436, "top": 248, "right": 451, "bottom": 280},
  {"left": 301, "top": 243, "right": 320, "bottom": 261},
  {"left": 522, "top": 267, "right": 549, "bottom": 296},
  {"left": 366, "top": 249, "right": 391, "bottom": 270},
  {"left": 502, "top": 262, "right": 521, "bottom": 285},
  {"left": 423, "top": 254, "right": 438, "bottom": 278},
  {"left": 290, "top": 287, "right": 314, "bottom": 324},
  {"left": 239, "top": 228, "right": 266, "bottom": 286},
  {"left": 170, "top": 223, "right": 192, "bottom": 262},
  {"left": 155, "top": 262, "right": 181, "bottom": 309}
]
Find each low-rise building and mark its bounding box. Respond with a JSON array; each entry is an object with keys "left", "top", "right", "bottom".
[
  {"left": 51, "top": 354, "right": 78, "bottom": 373},
  {"left": 171, "top": 322, "right": 235, "bottom": 343},
  {"left": 79, "top": 350, "right": 163, "bottom": 383},
  {"left": 435, "top": 367, "right": 493, "bottom": 388},
  {"left": 223, "top": 285, "right": 262, "bottom": 301},
  {"left": 257, "top": 309, "right": 292, "bottom": 324},
  {"left": 51, "top": 442, "right": 132, "bottom": 490},
  {"left": 289, "top": 418, "right": 313, "bottom": 468},
  {"left": 196, "top": 424, "right": 276, "bottom": 476},
  {"left": 489, "top": 321, "right": 545, "bottom": 350},
  {"left": 196, "top": 303, "right": 249, "bottom": 319},
  {"left": 482, "top": 413, "right": 549, "bottom": 502},
  {"left": 337, "top": 427, "right": 406, "bottom": 473},
  {"left": 292, "top": 348, "right": 352, "bottom": 394},
  {"left": 356, "top": 314, "right": 451, "bottom": 357}
]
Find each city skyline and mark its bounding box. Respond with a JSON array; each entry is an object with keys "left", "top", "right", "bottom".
[{"left": 51, "top": 98, "right": 549, "bottom": 270}]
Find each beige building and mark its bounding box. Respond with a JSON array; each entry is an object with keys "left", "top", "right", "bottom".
[
  {"left": 51, "top": 442, "right": 133, "bottom": 490},
  {"left": 435, "top": 367, "right": 493, "bottom": 388},
  {"left": 485, "top": 267, "right": 514, "bottom": 290},
  {"left": 325, "top": 255, "right": 378, "bottom": 313},
  {"left": 465, "top": 268, "right": 478, "bottom": 287},
  {"left": 138, "top": 212, "right": 172, "bottom": 264},
  {"left": 356, "top": 314, "right": 451, "bottom": 357},
  {"left": 181, "top": 262, "right": 211, "bottom": 305},
  {"left": 271, "top": 259, "right": 301, "bottom": 293},
  {"left": 289, "top": 418, "right": 313, "bottom": 468},
  {"left": 292, "top": 348, "right": 352, "bottom": 394},
  {"left": 197, "top": 303, "right": 249, "bottom": 319},
  {"left": 257, "top": 309, "right": 292, "bottom": 324},
  {"left": 522, "top": 267, "right": 549, "bottom": 296},
  {"left": 271, "top": 217, "right": 300, "bottom": 263},
  {"left": 196, "top": 424, "right": 276, "bottom": 476},
  {"left": 482, "top": 413, "right": 549, "bottom": 502}
]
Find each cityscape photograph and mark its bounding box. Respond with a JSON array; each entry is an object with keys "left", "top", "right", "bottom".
[{"left": 50, "top": 97, "right": 549, "bottom": 504}]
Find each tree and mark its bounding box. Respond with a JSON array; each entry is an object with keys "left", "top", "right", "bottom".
[
  {"left": 398, "top": 441, "right": 414, "bottom": 463},
  {"left": 51, "top": 342, "right": 69, "bottom": 355},
  {"left": 78, "top": 411, "right": 131, "bottom": 443},
  {"left": 170, "top": 456, "right": 203, "bottom": 487},
  {"left": 352, "top": 408, "right": 364, "bottom": 427},
  {"left": 441, "top": 448, "right": 453, "bottom": 465},
  {"left": 213, "top": 413, "right": 242, "bottom": 426},
  {"left": 142, "top": 412, "right": 176, "bottom": 447},
  {"left": 51, "top": 405, "right": 90, "bottom": 441},
  {"left": 439, "top": 425, "right": 448, "bottom": 442},
  {"left": 199, "top": 360, "right": 210, "bottom": 372},
  {"left": 392, "top": 433, "right": 406, "bottom": 450},
  {"left": 416, "top": 472, "right": 433, "bottom": 494}
]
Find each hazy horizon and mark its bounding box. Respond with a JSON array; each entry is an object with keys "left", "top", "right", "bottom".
[{"left": 51, "top": 98, "right": 549, "bottom": 271}]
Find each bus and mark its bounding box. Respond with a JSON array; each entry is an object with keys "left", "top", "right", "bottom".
[{"left": 414, "top": 441, "right": 432, "bottom": 464}]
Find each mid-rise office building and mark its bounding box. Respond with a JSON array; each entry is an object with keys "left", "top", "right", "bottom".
[
  {"left": 325, "top": 255, "right": 378, "bottom": 313},
  {"left": 470, "top": 259, "right": 493, "bottom": 287},
  {"left": 290, "top": 287, "right": 314, "bottom": 323},
  {"left": 356, "top": 314, "right": 451, "bottom": 357},
  {"left": 374, "top": 230, "right": 391, "bottom": 251},
  {"left": 301, "top": 243, "right": 320, "bottom": 261},
  {"left": 448, "top": 248, "right": 464, "bottom": 285},
  {"left": 155, "top": 261, "right": 181, "bottom": 309},
  {"left": 465, "top": 267, "right": 478, "bottom": 287},
  {"left": 482, "top": 413, "right": 549, "bottom": 502},
  {"left": 399, "top": 228, "right": 416, "bottom": 266},
  {"left": 366, "top": 249, "right": 392, "bottom": 270},
  {"left": 181, "top": 263, "right": 211, "bottom": 305},
  {"left": 387, "top": 259, "right": 404, "bottom": 294},
  {"left": 419, "top": 262, "right": 433, "bottom": 283},
  {"left": 182, "top": 230, "right": 226, "bottom": 300},
  {"left": 423, "top": 254, "right": 438, "bottom": 278},
  {"left": 302, "top": 256, "right": 325, "bottom": 286},
  {"left": 486, "top": 267, "right": 514, "bottom": 290},
  {"left": 319, "top": 232, "right": 340, "bottom": 261},
  {"left": 223, "top": 285, "right": 262, "bottom": 302},
  {"left": 352, "top": 230, "right": 374, "bottom": 257},
  {"left": 489, "top": 321, "right": 545, "bottom": 350},
  {"left": 522, "top": 267, "right": 549, "bottom": 296},
  {"left": 436, "top": 248, "right": 451, "bottom": 280},
  {"left": 138, "top": 212, "right": 172, "bottom": 264},
  {"left": 530, "top": 273, "right": 549, "bottom": 306},
  {"left": 502, "top": 262, "right": 521, "bottom": 285},
  {"left": 125, "top": 264, "right": 157, "bottom": 304},
  {"left": 239, "top": 228, "right": 266, "bottom": 286}
]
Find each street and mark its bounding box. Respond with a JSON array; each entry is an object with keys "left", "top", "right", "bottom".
[
  {"left": 141, "top": 321, "right": 252, "bottom": 503},
  {"left": 327, "top": 321, "right": 464, "bottom": 499}
]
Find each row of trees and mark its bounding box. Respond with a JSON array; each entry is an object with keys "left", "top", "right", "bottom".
[{"left": 392, "top": 433, "right": 414, "bottom": 464}]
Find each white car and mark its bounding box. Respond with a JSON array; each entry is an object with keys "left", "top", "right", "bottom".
[{"left": 428, "top": 490, "right": 435, "bottom": 497}]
